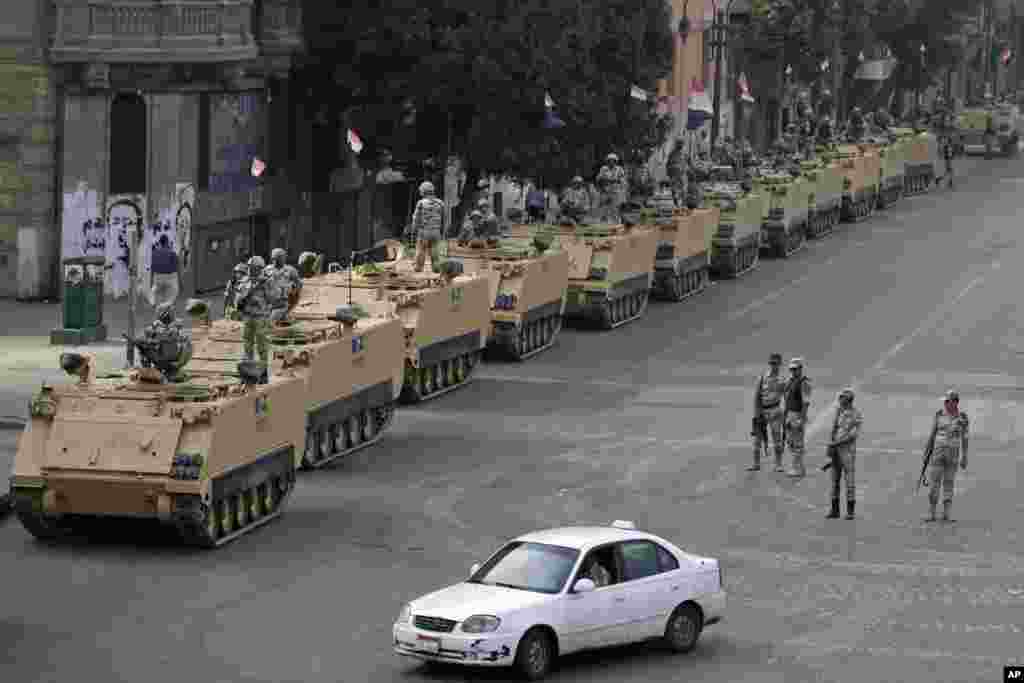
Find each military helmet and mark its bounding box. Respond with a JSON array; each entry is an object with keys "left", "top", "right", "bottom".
[
  {"left": 270, "top": 247, "right": 286, "bottom": 261},
  {"left": 248, "top": 255, "right": 266, "bottom": 269},
  {"left": 571, "top": 175, "right": 583, "bottom": 184},
  {"left": 839, "top": 387, "right": 855, "bottom": 400},
  {"left": 469, "top": 210, "right": 483, "bottom": 219},
  {"left": 788, "top": 357, "right": 804, "bottom": 369},
  {"left": 233, "top": 262, "right": 248, "bottom": 275},
  {"left": 155, "top": 302, "right": 175, "bottom": 323},
  {"left": 944, "top": 389, "right": 960, "bottom": 402},
  {"left": 769, "top": 352, "right": 782, "bottom": 363},
  {"left": 477, "top": 199, "right": 490, "bottom": 209},
  {"left": 606, "top": 153, "right": 619, "bottom": 162},
  {"left": 419, "top": 181, "right": 435, "bottom": 196}
]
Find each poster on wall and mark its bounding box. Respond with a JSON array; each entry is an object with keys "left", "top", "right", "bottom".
[
  {"left": 175, "top": 183, "right": 195, "bottom": 273},
  {"left": 105, "top": 194, "right": 146, "bottom": 299},
  {"left": 61, "top": 182, "right": 102, "bottom": 262}
]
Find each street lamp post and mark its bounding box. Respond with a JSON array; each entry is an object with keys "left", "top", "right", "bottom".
[
  {"left": 917, "top": 43, "right": 927, "bottom": 113},
  {"left": 711, "top": 9, "right": 725, "bottom": 144}
]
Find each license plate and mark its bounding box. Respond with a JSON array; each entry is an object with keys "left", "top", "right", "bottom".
[{"left": 417, "top": 636, "right": 440, "bottom": 653}]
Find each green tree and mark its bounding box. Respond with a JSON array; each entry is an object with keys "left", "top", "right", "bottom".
[{"left": 301, "top": 0, "right": 673, "bottom": 220}]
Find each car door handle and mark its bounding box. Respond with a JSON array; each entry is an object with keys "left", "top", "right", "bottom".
[
  {"left": 671, "top": 585, "right": 680, "bottom": 591},
  {"left": 614, "top": 596, "right": 626, "bottom": 602}
]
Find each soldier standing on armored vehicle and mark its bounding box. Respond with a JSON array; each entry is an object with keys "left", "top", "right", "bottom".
[
  {"left": 848, "top": 106, "right": 866, "bottom": 141},
  {"left": 139, "top": 302, "right": 192, "bottom": 378},
  {"left": 560, "top": 176, "right": 590, "bottom": 224},
  {"left": 223, "top": 262, "right": 247, "bottom": 320},
  {"left": 666, "top": 138, "right": 686, "bottom": 208},
  {"left": 825, "top": 388, "right": 862, "bottom": 519},
  {"left": 477, "top": 199, "right": 502, "bottom": 237},
  {"left": 749, "top": 353, "right": 787, "bottom": 472},
  {"left": 409, "top": 180, "right": 447, "bottom": 273},
  {"left": 236, "top": 255, "right": 272, "bottom": 379},
  {"left": 783, "top": 357, "right": 812, "bottom": 478},
  {"left": 920, "top": 390, "right": 969, "bottom": 522},
  {"left": 597, "top": 153, "right": 628, "bottom": 222},
  {"left": 265, "top": 247, "right": 302, "bottom": 322},
  {"left": 458, "top": 210, "right": 486, "bottom": 242}
]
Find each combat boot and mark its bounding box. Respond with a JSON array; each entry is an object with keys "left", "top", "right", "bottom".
[
  {"left": 942, "top": 500, "right": 954, "bottom": 522},
  {"left": 746, "top": 463, "right": 760, "bottom": 471},
  {"left": 826, "top": 499, "right": 840, "bottom": 519},
  {"left": 774, "top": 449, "right": 785, "bottom": 472},
  {"left": 846, "top": 500, "right": 855, "bottom": 520}
]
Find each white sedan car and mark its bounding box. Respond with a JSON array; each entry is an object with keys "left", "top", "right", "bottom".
[{"left": 393, "top": 520, "right": 725, "bottom": 680}]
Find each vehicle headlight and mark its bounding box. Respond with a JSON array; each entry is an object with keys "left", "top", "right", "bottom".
[
  {"left": 396, "top": 603, "right": 412, "bottom": 625},
  {"left": 461, "top": 615, "right": 501, "bottom": 633}
]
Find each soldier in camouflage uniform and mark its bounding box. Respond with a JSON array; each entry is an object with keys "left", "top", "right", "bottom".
[
  {"left": 458, "top": 210, "right": 486, "bottom": 242},
  {"left": 560, "top": 176, "right": 590, "bottom": 224},
  {"left": 409, "top": 180, "right": 447, "bottom": 272},
  {"left": 223, "top": 262, "right": 247, "bottom": 320},
  {"left": 235, "top": 255, "right": 272, "bottom": 373},
  {"left": 923, "top": 390, "right": 969, "bottom": 522},
  {"left": 476, "top": 199, "right": 502, "bottom": 237},
  {"left": 265, "top": 247, "right": 302, "bottom": 322},
  {"left": 596, "top": 153, "right": 628, "bottom": 222},
  {"left": 783, "top": 357, "right": 812, "bottom": 478},
  {"left": 666, "top": 138, "right": 686, "bottom": 208},
  {"left": 143, "top": 302, "right": 192, "bottom": 373},
  {"left": 749, "top": 353, "right": 787, "bottom": 471},
  {"left": 847, "top": 106, "right": 866, "bottom": 141},
  {"left": 749, "top": 353, "right": 788, "bottom": 471},
  {"left": 826, "top": 388, "right": 862, "bottom": 519}
]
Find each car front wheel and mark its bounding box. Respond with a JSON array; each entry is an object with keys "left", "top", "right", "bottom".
[
  {"left": 664, "top": 603, "right": 702, "bottom": 654},
  {"left": 515, "top": 628, "right": 554, "bottom": 681}
]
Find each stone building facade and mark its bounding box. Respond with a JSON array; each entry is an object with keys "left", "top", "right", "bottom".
[{"left": 1, "top": 0, "right": 304, "bottom": 300}]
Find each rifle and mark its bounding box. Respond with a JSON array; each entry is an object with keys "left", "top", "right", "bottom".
[
  {"left": 915, "top": 415, "right": 938, "bottom": 493},
  {"left": 821, "top": 406, "right": 843, "bottom": 472}
]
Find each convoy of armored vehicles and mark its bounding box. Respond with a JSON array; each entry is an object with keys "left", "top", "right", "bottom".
[{"left": 6, "top": 117, "right": 978, "bottom": 548}]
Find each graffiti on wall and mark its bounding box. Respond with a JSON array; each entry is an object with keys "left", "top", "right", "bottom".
[
  {"left": 105, "top": 194, "right": 145, "bottom": 299},
  {"left": 61, "top": 182, "right": 102, "bottom": 260},
  {"left": 175, "top": 183, "right": 195, "bottom": 272}
]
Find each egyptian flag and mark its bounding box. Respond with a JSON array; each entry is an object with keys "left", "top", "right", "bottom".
[{"left": 687, "top": 79, "right": 713, "bottom": 130}]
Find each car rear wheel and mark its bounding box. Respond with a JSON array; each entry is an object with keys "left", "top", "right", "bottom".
[
  {"left": 515, "top": 628, "right": 554, "bottom": 681},
  {"left": 664, "top": 603, "right": 702, "bottom": 654}
]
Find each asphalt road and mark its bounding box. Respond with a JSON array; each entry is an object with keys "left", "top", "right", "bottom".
[{"left": 3, "top": 154, "right": 1024, "bottom": 683}]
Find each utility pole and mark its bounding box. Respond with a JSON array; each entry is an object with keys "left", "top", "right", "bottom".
[
  {"left": 832, "top": 0, "right": 842, "bottom": 123},
  {"left": 711, "top": 8, "right": 725, "bottom": 144}
]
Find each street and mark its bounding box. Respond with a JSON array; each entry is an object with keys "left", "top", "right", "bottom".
[{"left": 2, "top": 154, "right": 1023, "bottom": 683}]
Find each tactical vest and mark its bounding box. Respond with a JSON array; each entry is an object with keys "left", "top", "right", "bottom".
[{"left": 785, "top": 377, "right": 807, "bottom": 413}]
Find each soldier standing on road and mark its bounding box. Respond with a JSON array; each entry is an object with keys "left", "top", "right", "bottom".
[
  {"left": 749, "top": 353, "right": 787, "bottom": 472},
  {"left": 826, "top": 388, "right": 862, "bottom": 519},
  {"left": 784, "top": 357, "right": 812, "bottom": 478},
  {"left": 223, "top": 262, "right": 247, "bottom": 320},
  {"left": 923, "top": 390, "right": 969, "bottom": 522},
  {"left": 236, "top": 255, "right": 272, "bottom": 377},
  {"left": 409, "top": 181, "right": 447, "bottom": 273}
]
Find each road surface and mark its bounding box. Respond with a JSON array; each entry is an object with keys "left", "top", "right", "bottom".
[{"left": 1, "top": 154, "right": 1022, "bottom": 683}]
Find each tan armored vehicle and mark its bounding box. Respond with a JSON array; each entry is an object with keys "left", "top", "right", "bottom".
[
  {"left": 306, "top": 245, "right": 492, "bottom": 402},
  {"left": 191, "top": 288, "right": 406, "bottom": 471},
  {"left": 830, "top": 144, "right": 879, "bottom": 221},
  {"left": 801, "top": 156, "right": 843, "bottom": 238},
  {"left": 507, "top": 222, "right": 659, "bottom": 329},
  {"left": 446, "top": 237, "right": 569, "bottom": 360},
  {"left": 10, "top": 331, "right": 312, "bottom": 547},
  {"left": 638, "top": 199, "right": 715, "bottom": 301},
  {"left": 892, "top": 127, "right": 939, "bottom": 194}
]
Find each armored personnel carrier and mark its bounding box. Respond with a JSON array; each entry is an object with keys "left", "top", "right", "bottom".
[
  {"left": 866, "top": 137, "right": 905, "bottom": 209},
  {"left": 638, "top": 193, "right": 713, "bottom": 301},
  {"left": 306, "top": 250, "right": 492, "bottom": 403},
  {"left": 958, "top": 104, "right": 1021, "bottom": 156},
  {"left": 831, "top": 144, "right": 879, "bottom": 222},
  {"left": 752, "top": 170, "right": 809, "bottom": 257},
  {"left": 893, "top": 128, "right": 939, "bottom": 194},
  {"left": 9, "top": 337, "right": 310, "bottom": 547},
  {"left": 507, "top": 221, "right": 659, "bottom": 329},
  {"left": 446, "top": 237, "right": 569, "bottom": 360},
  {"left": 801, "top": 156, "right": 843, "bottom": 239},
  {"left": 703, "top": 180, "right": 765, "bottom": 278}
]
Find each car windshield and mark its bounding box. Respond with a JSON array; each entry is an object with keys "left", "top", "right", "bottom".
[{"left": 468, "top": 542, "right": 579, "bottom": 594}]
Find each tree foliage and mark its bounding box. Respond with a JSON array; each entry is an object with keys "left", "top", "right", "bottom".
[{"left": 302, "top": 0, "right": 674, "bottom": 197}]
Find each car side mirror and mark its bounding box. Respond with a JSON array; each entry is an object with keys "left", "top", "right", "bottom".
[
  {"left": 469, "top": 563, "right": 480, "bottom": 577},
  {"left": 572, "top": 578, "right": 596, "bottom": 594}
]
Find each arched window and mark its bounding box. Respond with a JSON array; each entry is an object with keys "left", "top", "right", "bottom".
[{"left": 109, "top": 93, "right": 147, "bottom": 195}]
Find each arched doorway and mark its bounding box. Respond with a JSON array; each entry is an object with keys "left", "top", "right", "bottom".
[{"left": 109, "top": 93, "right": 147, "bottom": 195}]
